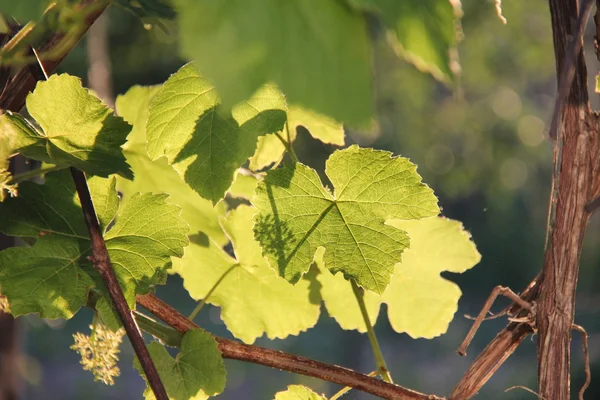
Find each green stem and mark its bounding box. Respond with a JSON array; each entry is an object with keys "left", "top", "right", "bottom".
[
  {"left": 2, "top": 21, "right": 36, "bottom": 53},
  {"left": 351, "top": 280, "right": 393, "bottom": 383},
  {"left": 274, "top": 124, "right": 299, "bottom": 163},
  {"left": 329, "top": 371, "right": 378, "bottom": 400},
  {"left": 9, "top": 164, "right": 67, "bottom": 183},
  {"left": 188, "top": 263, "right": 239, "bottom": 321},
  {"left": 134, "top": 311, "right": 183, "bottom": 348}
]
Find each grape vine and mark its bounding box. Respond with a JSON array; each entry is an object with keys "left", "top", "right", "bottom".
[{"left": 1, "top": 1, "right": 598, "bottom": 400}]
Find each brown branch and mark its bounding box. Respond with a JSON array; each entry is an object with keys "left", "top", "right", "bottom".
[
  {"left": 458, "top": 285, "right": 534, "bottom": 357},
  {"left": 137, "top": 294, "right": 442, "bottom": 400},
  {"left": 71, "top": 168, "right": 168, "bottom": 400},
  {"left": 450, "top": 281, "right": 540, "bottom": 400},
  {"left": 538, "top": 0, "right": 599, "bottom": 399}
]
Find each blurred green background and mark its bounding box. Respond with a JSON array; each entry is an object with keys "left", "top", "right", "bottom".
[{"left": 12, "top": 0, "right": 600, "bottom": 399}]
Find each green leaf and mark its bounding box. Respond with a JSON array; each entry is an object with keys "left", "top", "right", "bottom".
[
  {"left": 249, "top": 133, "right": 286, "bottom": 172},
  {"left": 288, "top": 105, "right": 345, "bottom": 146},
  {"left": 253, "top": 145, "right": 439, "bottom": 294},
  {"left": 115, "top": 84, "right": 228, "bottom": 245},
  {"left": 274, "top": 385, "right": 326, "bottom": 400},
  {"left": 316, "top": 249, "right": 380, "bottom": 333},
  {"left": 134, "top": 329, "right": 226, "bottom": 400},
  {"left": 11, "top": 74, "right": 133, "bottom": 178},
  {"left": 176, "top": 0, "right": 373, "bottom": 127},
  {"left": 319, "top": 216, "right": 481, "bottom": 338},
  {"left": 177, "top": 205, "right": 320, "bottom": 344},
  {"left": 0, "top": 171, "right": 188, "bottom": 319},
  {"left": 348, "top": 0, "right": 461, "bottom": 82},
  {"left": 147, "top": 63, "right": 286, "bottom": 203},
  {"left": 249, "top": 105, "right": 345, "bottom": 171}
]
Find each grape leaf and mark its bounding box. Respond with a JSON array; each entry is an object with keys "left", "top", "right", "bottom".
[
  {"left": 249, "top": 133, "right": 286, "bottom": 172},
  {"left": 177, "top": 205, "right": 320, "bottom": 344},
  {"left": 11, "top": 74, "right": 133, "bottom": 178},
  {"left": 0, "top": 76, "right": 131, "bottom": 178},
  {"left": 249, "top": 105, "right": 345, "bottom": 171},
  {"left": 147, "top": 63, "right": 286, "bottom": 203},
  {"left": 253, "top": 145, "right": 439, "bottom": 294},
  {"left": 134, "top": 329, "right": 226, "bottom": 400},
  {"left": 0, "top": 171, "right": 188, "bottom": 319},
  {"left": 348, "top": 0, "right": 461, "bottom": 82},
  {"left": 115, "top": 85, "right": 228, "bottom": 245},
  {"left": 274, "top": 385, "right": 326, "bottom": 400},
  {"left": 176, "top": 0, "right": 373, "bottom": 127},
  {"left": 318, "top": 216, "right": 481, "bottom": 338},
  {"left": 288, "top": 105, "right": 345, "bottom": 146},
  {"left": 316, "top": 249, "right": 380, "bottom": 333}
]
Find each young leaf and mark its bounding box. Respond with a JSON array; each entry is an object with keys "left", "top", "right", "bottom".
[
  {"left": 288, "top": 105, "right": 345, "bottom": 146},
  {"left": 176, "top": 0, "right": 373, "bottom": 127},
  {"left": 348, "top": 0, "right": 461, "bottom": 82},
  {"left": 177, "top": 205, "right": 320, "bottom": 344},
  {"left": 146, "top": 63, "right": 286, "bottom": 203},
  {"left": 115, "top": 84, "right": 228, "bottom": 245},
  {"left": 274, "top": 385, "right": 326, "bottom": 400},
  {"left": 319, "top": 217, "right": 481, "bottom": 338},
  {"left": 249, "top": 105, "right": 345, "bottom": 171},
  {"left": 134, "top": 329, "right": 226, "bottom": 400},
  {"left": 11, "top": 74, "right": 133, "bottom": 179},
  {"left": 253, "top": 145, "right": 439, "bottom": 294},
  {"left": 0, "top": 171, "right": 188, "bottom": 319},
  {"left": 316, "top": 250, "right": 381, "bottom": 333}
]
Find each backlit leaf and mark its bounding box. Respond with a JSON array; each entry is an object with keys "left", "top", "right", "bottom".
[
  {"left": 274, "top": 385, "right": 326, "bottom": 400},
  {"left": 176, "top": 0, "right": 373, "bottom": 127},
  {"left": 134, "top": 329, "right": 226, "bottom": 400},
  {"left": 253, "top": 145, "right": 439, "bottom": 293},
  {"left": 147, "top": 63, "right": 286, "bottom": 203},
  {"left": 0, "top": 171, "right": 188, "bottom": 319},
  {"left": 319, "top": 216, "right": 481, "bottom": 338},
  {"left": 177, "top": 205, "right": 320, "bottom": 343}
]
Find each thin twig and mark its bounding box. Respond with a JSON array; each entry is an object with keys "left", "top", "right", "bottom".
[
  {"left": 274, "top": 129, "right": 299, "bottom": 163},
  {"left": 572, "top": 324, "right": 591, "bottom": 400},
  {"left": 188, "top": 263, "right": 239, "bottom": 321},
  {"left": 458, "top": 285, "right": 534, "bottom": 356},
  {"left": 330, "top": 371, "right": 379, "bottom": 400},
  {"left": 136, "top": 294, "right": 441, "bottom": 400},
  {"left": 351, "top": 280, "right": 393, "bottom": 383},
  {"left": 70, "top": 168, "right": 168, "bottom": 400},
  {"left": 504, "top": 385, "right": 545, "bottom": 399}
]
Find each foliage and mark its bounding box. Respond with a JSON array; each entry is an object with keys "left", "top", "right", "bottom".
[{"left": 0, "top": 1, "right": 490, "bottom": 399}]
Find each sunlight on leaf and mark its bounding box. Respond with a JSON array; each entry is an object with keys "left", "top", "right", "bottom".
[
  {"left": 147, "top": 63, "right": 286, "bottom": 203},
  {"left": 116, "top": 84, "right": 228, "bottom": 245},
  {"left": 274, "top": 385, "right": 326, "bottom": 400},
  {"left": 8, "top": 74, "right": 133, "bottom": 178},
  {"left": 253, "top": 145, "right": 439, "bottom": 294},
  {"left": 177, "top": 205, "right": 320, "bottom": 343},
  {"left": 176, "top": 0, "right": 373, "bottom": 127},
  {"left": 0, "top": 171, "right": 188, "bottom": 319},
  {"left": 319, "top": 216, "right": 481, "bottom": 338}
]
